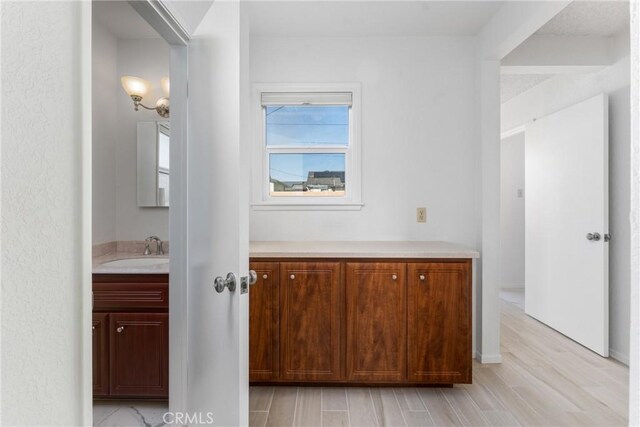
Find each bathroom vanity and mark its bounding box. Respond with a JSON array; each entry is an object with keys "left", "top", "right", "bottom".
[
  {"left": 92, "top": 240, "right": 478, "bottom": 400},
  {"left": 248, "top": 241, "right": 479, "bottom": 386},
  {"left": 92, "top": 243, "right": 169, "bottom": 400},
  {"left": 92, "top": 273, "right": 169, "bottom": 399}
]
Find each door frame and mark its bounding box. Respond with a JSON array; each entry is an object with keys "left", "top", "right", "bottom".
[
  {"left": 128, "top": 0, "right": 192, "bottom": 415},
  {"left": 83, "top": 1, "right": 192, "bottom": 421}
]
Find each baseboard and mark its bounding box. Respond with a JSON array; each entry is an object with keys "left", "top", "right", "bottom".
[
  {"left": 475, "top": 352, "right": 503, "bottom": 364},
  {"left": 609, "top": 348, "right": 629, "bottom": 366},
  {"left": 500, "top": 286, "right": 524, "bottom": 291}
]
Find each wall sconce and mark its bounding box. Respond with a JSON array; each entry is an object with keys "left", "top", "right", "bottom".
[{"left": 121, "top": 75, "right": 170, "bottom": 118}]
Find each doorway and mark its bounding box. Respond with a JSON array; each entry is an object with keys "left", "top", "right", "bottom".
[{"left": 91, "top": 1, "right": 175, "bottom": 424}]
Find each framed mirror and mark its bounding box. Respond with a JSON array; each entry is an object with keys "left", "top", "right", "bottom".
[{"left": 137, "top": 121, "right": 170, "bottom": 207}]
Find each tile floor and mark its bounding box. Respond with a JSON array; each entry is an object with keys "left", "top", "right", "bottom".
[{"left": 94, "top": 294, "right": 627, "bottom": 426}]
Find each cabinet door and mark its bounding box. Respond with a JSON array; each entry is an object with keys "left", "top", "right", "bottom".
[
  {"left": 92, "top": 313, "right": 109, "bottom": 397},
  {"left": 280, "top": 262, "right": 341, "bottom": 381},
  {"left": 110, "top": 313, "right": 169, "bottom": 397},
  {"left": 346, "top": 262, "right": 407, "bottom": 382},
  {"left": 249, "top": 262, "right": 280, "bottom": 381},
  {"left": 407, "top": 262, "right": 471, "bottom": 383}
]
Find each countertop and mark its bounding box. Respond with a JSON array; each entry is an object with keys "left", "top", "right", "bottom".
[
  {"left": 93, "top": 241, "right": 479, "bottom": 274},
  {"left": 92, "top": 252, "right": 170, "bottom": 274},
  {"left": 250, "top": 241, "right": 480, "bottom": 259}
]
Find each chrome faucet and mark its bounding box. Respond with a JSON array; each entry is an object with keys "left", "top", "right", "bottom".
[{"left": 144, "top": 236, "right": 164, "bottom": 256}]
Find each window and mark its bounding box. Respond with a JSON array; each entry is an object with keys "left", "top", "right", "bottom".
[{"left": 253, "top": 85, "right": 362, "bottom": 210}]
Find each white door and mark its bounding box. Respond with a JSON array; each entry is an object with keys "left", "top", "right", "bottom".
[
  {"left": 525, "top": 93, "right": 609, "bottom": 356},
  {"left": 182, "top": 3, "right": 250, "bottom": 425}
]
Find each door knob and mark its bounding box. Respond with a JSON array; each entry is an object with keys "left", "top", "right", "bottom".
[
  {"left": 586, "top": 232, "right": 602, "bottom": 241},
  {"left": 249, "top": 270, "right": 258, "bottom": 285},
  {"left": 214, "top": 272, "right": 237, "bottom": 293}
]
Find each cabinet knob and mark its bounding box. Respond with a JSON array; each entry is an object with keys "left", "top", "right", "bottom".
[
  {"left": 392, "top": 274, "right": 397, "bottom": 280},
  {"left": 263, "top": 274, "right": 268, "bottom": 280},
  {"left": 290, "top": 274, "right": 296, "bottom": 280},
  {"left": 419, "top": 274, "right": 426, "bottom": 281},
  {"left": 92, "top": 326, "right": 96, "bottom": 331},
  {"left": 116, "top": 326, "right": 125, "bottom": 333}
]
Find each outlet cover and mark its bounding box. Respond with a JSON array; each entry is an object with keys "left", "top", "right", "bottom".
[{"left": 417, "top": 207, "right": 427, "bottom": 223}]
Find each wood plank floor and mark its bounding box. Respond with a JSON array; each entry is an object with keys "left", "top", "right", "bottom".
[{"left": 249, "top": 300, "right": 628, "bottom": 427}]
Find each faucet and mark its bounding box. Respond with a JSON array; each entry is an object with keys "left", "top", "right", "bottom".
[{"left": 144, "top": 236, "right": 164, "bottom": 256}]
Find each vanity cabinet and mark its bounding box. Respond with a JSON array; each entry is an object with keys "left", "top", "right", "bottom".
[
  {"left": 249, "top": 262, "right": 280, "bottom": 380},
  {"left": 92, "top": 313, "right": 109, "bottom": 396},
  {"left": 407, "top": 262, "right": 471, "bottom": 383},
  {"left": 92, "top": 274, "right": 169, "bottom": 399},
  {"left": 346, "top": 262, "right": 407, "bottom": 382},
  {"left": 249, "top": 259, "right": 472, "bottom": 385},
  {"left": 110, "top": 313, "right": 169, "bottom": 397},
  {"left": 280, "top": 262, "right": 342, "bottom": 381}
]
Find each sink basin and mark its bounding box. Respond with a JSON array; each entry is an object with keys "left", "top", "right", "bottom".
[{"left": 101, "top": 257, "right": 169, "bottom": 268}]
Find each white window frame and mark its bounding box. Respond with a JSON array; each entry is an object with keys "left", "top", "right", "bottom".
[{"left": 251, "top": 83, "right": 363, "bottom": 210}]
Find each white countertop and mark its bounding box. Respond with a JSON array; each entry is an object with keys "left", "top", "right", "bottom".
[
  {"left": 250, "top": 241, "right": 480, "bottom": 259},
  {"left": 93, "top": 252, "right": 170, "bottom": 274},
  {"left": 93, "top": 241, "right": 479, "bottom": 274}
]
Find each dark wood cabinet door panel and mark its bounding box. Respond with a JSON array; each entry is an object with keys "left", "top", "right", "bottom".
[
  {"left": 346, "top": 262, "right": 407, "bottom": 381},
  {"left": 280, "top": 262, "right": 341, "bottom": 381},
  {"left": 92, "top": 313, "right": 109, "bottom": 397},
  {"left": 93, "top": 274, "right": 168, "bottom": 311},
  {"left": 109, "top": 313, "right": 169, "bottom": 397},
  {"left": 249, "top": 262, "right": 280, "bottom": 381},
  {"left": 407, "top": 262, "right": 471, "bottom": 383}
]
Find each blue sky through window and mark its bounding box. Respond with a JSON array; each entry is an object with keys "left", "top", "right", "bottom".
[{"left": 266, "top": 106, "right": 349, "bottom": 147}]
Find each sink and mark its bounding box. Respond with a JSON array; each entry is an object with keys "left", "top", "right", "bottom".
[{"left": 101, "top": 257, "right": 169, "bottom": 268}]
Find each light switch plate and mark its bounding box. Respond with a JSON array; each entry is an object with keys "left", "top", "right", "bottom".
[{"left": 417, "top": 207, "right": 427, "bottom": 223}]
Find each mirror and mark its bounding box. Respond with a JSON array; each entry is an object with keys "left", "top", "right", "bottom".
[{"left": 137, "top": 121, "right": 170, "bottom": 207}]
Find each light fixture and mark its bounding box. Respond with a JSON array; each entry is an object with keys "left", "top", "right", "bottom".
[{"left": 121, "top": 75, "right": 170, "bottom": 118}]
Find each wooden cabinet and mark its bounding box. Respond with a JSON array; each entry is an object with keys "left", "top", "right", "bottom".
[
  {"left": 248, "top": 258, "right": 472, "bottom": 385},
  {"left": 280, "top": 262, "right": 342, "bottom": 381},
  {"left": 249, "top": 262, "right": 280, "bottom": 381},
  {"left": 110, "top": 313, "right": 169, "bottom": 397},
  {"left": 407, "top": 262, "right": 472, "bottom": 383},
  {"left": 92, "top": 313, "right": 109, "bottom": 397},
  {"left": 346, "top": 262, "right": 406, "bottom": 381},
  {"left": 93, "top": 274, "right": 169, "bottom": 399}
]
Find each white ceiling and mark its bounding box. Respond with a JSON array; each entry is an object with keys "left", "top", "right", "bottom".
[
  {"left": 501, "top": 1, "right": 629, "bottom": 104},
  {"left": 501, "top": 74, "right": 552, "bottom": 103},
  {"left": 248, "top": 1, "right": 505, "bottom": 37},
  {"left": 93, "top": 1, "right": 160, "bottom": 39},
  {"left": 536, "top": 0, "right": 629, "bottom": 37}
]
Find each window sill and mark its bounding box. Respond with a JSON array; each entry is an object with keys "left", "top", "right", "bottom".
[{"left": 251, "top": 202, "right": 364, "bottom": 211}]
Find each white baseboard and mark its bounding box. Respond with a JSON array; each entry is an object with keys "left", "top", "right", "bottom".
[
  {"left": 609, "top": 348, "right": 629, "bottom": 366},
  {"left": 500, "top": 285, "right": 524, "bottom": 291},
  {"left": 475, "top": 352, "right": 503, "bottom": 364}
]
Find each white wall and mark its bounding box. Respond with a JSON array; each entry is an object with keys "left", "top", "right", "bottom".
[
  {"left": 115, "top": 38, "right": 170, "bottom": 241},
  {"left": 92, "top": 21, "right": 118, "bottom": 244},
  {"left": 1, "top": 2, "right": 89, "bottom": 424},
  {"left": 500, "top": 132, "right": 525, "bottom": 289},
  {"left": 501, "top": 55, "right": 631, "bottom": 363},
  {"left": 249, "top": 36, "right": 480, "bottom": 248},
  {"left": 92, "top": 31, "right": 170, "bottom": 244}
]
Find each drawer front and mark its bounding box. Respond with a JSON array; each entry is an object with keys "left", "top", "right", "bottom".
[{"left": 93, "top": 275, "right": 168, "bottom": 311}]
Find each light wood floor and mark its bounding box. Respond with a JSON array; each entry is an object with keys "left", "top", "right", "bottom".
[{"left": 249, "top": 300, "right": 628, "bottom": 427}]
